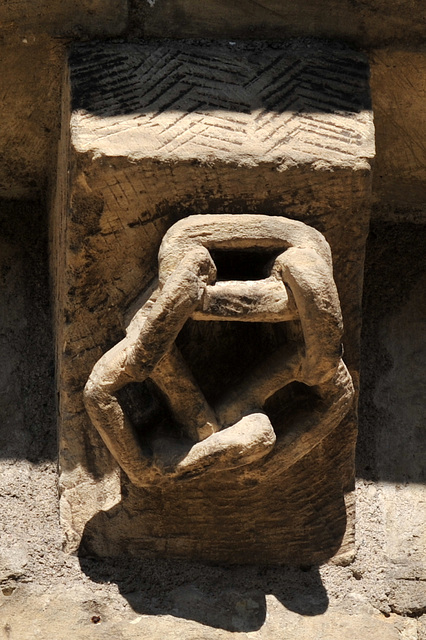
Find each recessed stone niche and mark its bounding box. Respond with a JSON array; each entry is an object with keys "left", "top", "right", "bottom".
[{"left": 52, "top": 40, "right": 375, "bottom": 563}]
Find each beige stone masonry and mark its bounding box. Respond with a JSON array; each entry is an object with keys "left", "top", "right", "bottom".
[{"left": 54, "top": 40, "right": 375, "bottom": 562}]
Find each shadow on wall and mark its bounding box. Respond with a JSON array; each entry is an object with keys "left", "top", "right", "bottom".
[
  {"left": 70, "top": 40, "right": 371, "bottom": 119},
  {"left": 79, "top": 553, "right": 328, "bottom": 631},
  {"left": 357, "top": 221, "right": 426, "bottom": 483},
  {"left": 0, "top": 200, "right": 55, "bottom": 462},
  {"left": 77, "top": 453, "right": 343, "bottom": 629}
]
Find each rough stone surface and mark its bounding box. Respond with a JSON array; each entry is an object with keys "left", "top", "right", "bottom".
[
  {"left": 0, "top": 3, "right": 127, "bottom": 200},
  {"left": 359, "top": 224, "right": 426, "bottom": 620},
  {"left": 419, "top": 616, "right": 426, "bottom": 640},
  {"left": 0, "top": 0, "right": 127, "bottom": 38},
  {"left": 0, "top": 211, "right": 425, "bottom": 638},
  {"left": 359, "top": 221, "right": 426, "bottom": 621},
  {"left": 54, "top": 40, "right": 374, "bottom": 559},
  {"left": 0, "top": 201, "right": 55, "bottom": 461},
  {"left": 0, "top": 39, "right": 423, "bottom": 213},
  {"left": 0, "top": 0, "right": 423, "bottom": 633},
  {"left": 370, "top": 49, "right": 426, "bottom": 220},
  {"left": 0, "top": 38, "right": 64, "bottom": 199},
  {"left": 131, "top": 0, "right": 426, "bottom": 48},
  {"left": 358, "top": 222, "right": 426, "bottom": 483}
]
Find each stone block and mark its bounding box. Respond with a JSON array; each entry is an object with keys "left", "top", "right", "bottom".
[{"left": 53, "top": 40, "right": 375, "bottom": 561}]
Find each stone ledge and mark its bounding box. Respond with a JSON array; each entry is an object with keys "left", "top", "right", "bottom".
[
  {"left": 70, "top": 41, "right": 374, "bottom": 170},
  {"left": 130, "top": 0, "right": 426, "bottom": 49}
]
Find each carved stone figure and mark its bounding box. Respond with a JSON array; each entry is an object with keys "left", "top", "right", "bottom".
[{"left": 84, "top": 214, "right": 354, "bottom": 487}]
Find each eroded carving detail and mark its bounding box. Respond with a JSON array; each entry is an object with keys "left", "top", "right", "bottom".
[{"left": 84, "top": 215, "right": 354, "bottom": 486}]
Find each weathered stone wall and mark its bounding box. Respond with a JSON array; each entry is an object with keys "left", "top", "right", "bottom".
[
  {"left": 1, "top": 203, "right": 424, "bottom": 639},
  {"left": 0, "top": 4, "right": 424, "bottom": 214},
  {"left": 0, "top": 1, "right": 425, "bottom": 638}
]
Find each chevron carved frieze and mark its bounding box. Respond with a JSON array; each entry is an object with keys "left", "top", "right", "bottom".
[{"left": 70, "top": 42, "right": 374, "bottom": 168}]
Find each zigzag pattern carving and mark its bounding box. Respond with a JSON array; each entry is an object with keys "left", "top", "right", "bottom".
[{"left": 70, "top": 43, "right": 374, "bottom": 165}]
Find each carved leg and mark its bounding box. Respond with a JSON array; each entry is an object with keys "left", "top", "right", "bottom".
[
  {"left": 172, "top": 412, "right": 276, "bottom": 478},
  {"left": 254, "top": 359, "right": 355, "bottom": 479},
  {"left": 84, "top": 339, "right": 153, "bottom": 486},
  {"left": 272, "top": 247, "right": 343, "bottom": 386},
  {"left": 217, "top": 246, "right": 350, "bottom": 466},
  {"left": 125, "top": 247, "right": 217, "bottom": 378},
  {"left": 84, "top": 246, "right": 217, "bottom": 486},
  {"left": 152, "top": 344, "right": 220, "bottom": 441},
  {"left": 215, "top": 361, "right": 353, "bottom": 482}
]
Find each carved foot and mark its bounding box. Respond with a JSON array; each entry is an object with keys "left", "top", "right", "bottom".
[{"left": 150, "top": 413, "right": 276, "bottom": 480}]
